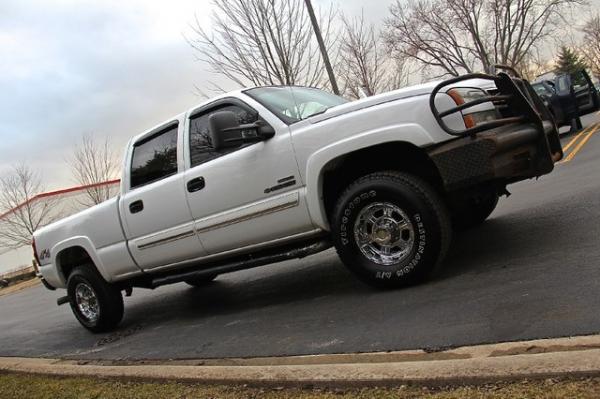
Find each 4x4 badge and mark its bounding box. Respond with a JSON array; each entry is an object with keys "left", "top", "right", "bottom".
[{"left": 40, "top": 249, "right": 51, "bottom": 260}]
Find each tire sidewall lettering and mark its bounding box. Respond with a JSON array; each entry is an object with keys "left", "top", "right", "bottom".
[
  {"left": 333, "top": 173, "right": 447, "bottom": 288},
  {"left": 337, "top": 188, "right": 428, "bottom": 280},
  {"left": 339, "top": 190, "right": 376, "bottom": 246}
]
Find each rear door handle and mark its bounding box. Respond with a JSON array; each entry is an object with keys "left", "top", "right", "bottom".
[
  {"left": 129, "top": 200, "right": 144, "bottom": 214},
  {"left": 187, "top": 177, "right": 205, "bottom": 193}
]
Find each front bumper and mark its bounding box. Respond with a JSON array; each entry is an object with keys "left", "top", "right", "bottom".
[
  {"left": 428, "top": 72, "right": 562, "bottom": 191},
  {"left": 428, "top": 120, "right": 561, "bottom": 190}
]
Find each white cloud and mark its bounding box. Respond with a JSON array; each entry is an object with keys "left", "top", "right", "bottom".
[
  {"left": 0, "top": 0, "right": 399, "bottom": 191},
  {"left": 0, "top": 0, "right": 216, "bottom": 189}
]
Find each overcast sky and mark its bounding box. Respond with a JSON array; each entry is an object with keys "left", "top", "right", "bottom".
[
  {"left": 0, "top": 0, "right": 393, "bottom": 191},
  {"left": 0, "top": 0, "right": 597, "bottom": 192}
]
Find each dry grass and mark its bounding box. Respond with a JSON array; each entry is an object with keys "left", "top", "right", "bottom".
[
  {"left": 0, "top": 277, "right": 39, "bottom": 296},
  {"left": 2, "top": 372, "right": 600, "bottom": 398}
]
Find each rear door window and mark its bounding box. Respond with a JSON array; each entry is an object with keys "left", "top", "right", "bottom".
[{"left": 130, "top": 124, "right": 178, "bottom": 189}]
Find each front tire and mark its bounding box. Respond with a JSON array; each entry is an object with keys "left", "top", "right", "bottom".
[
  {"left": 331, "top": 171, "right": 451, "bottom": 288},
  {"left": 67, "top": 266, "right": 124, "bottom": 333}
]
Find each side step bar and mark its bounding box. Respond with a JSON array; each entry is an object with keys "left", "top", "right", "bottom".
[{"left": 144, "top": 239, "right": 332, "bottom": 289}]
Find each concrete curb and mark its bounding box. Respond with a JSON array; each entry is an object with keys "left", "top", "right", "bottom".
[{"left": 2, "top": 335, "right": 600, "bottom": 387}]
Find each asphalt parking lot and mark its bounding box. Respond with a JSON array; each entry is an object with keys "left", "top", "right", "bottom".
[{"left": 1, "top": 112, "right": 599, "bottom": 361}]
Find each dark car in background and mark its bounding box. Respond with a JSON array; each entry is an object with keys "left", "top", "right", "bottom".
[
  {"left": 533, "top": 69, "right": 600, "bottom": 127},
  {"left": 532, "top": 80, "right": 566, "bottom": 126}
]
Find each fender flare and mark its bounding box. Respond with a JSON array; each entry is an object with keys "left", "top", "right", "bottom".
[
  {"left": 304, "top": 123, "right": 435, "bottom": 230},
  {"left": 51, "top": 236, "right": 110, "bottom": 285}
]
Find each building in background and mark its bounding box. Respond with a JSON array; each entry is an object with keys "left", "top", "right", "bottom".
[{"left": 0, "top": 180, "right": 120, "bottom": 274}]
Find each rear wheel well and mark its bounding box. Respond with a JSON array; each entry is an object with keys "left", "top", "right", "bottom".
[
  {"left": 56, "top": 246, "right": 96, "bottom": 283},
  {"left": 321, "top": 142, "right": 444, "bottom": 222}
]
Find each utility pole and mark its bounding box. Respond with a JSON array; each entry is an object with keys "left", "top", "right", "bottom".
[{"left": 304, "top": 0, "right": 340, "bottom": 95}]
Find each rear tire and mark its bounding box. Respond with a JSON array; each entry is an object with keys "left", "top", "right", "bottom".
[
  {"left": 331, "top": 171, "right": 451, "bottom": 288},
  {"left": 185, "top": 274, "right": 218, "bottom": 287},
  {"left": 67, "top": 266, "right": 124, "bottom": 333}
]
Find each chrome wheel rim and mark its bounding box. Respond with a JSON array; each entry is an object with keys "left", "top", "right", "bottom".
[
  {"left": 75, "top": 282, "right": 99, "bottom": 322},
  {"left": 353, "top": 202, "right": 415, "bottom": 265}
]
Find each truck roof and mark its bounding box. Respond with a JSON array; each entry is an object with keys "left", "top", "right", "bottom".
[
  {"left": 130, "top": 78, "right": 497, "bottom": 145},
  {"left": 130, "top": 88, "right": 250, "bottom": 145}
]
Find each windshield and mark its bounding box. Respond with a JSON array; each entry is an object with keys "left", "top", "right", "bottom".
[{"left": 245, "top": 87, "right": 348, "bottom": 124}]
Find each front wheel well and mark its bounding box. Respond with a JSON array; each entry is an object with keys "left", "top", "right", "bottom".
[{"left": 321, "top": 142, "right": 445, "bottom": 222}]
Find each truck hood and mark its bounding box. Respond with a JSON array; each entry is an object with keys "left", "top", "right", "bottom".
[{"left": 307, "top": 78, "right": 494, "bottom": 124}]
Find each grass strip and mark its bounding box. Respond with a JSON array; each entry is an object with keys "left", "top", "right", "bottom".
[{"left": 2, "top": 372, "right": 600, "bottom": 398}]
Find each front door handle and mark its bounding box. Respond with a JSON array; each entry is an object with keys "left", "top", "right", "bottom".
[
  {"left": 187, "top": 177, "right": 205, "bottom": 193},
  {"left": 129, "top": 200, "right": 144, "bottom": 214}
]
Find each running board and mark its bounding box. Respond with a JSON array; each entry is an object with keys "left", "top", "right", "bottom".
[{"left": 144, "top": 239, "right": 332, "bottom": 289}]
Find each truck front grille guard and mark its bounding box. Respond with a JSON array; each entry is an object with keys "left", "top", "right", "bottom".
[
  {"left": 429, "top": 72, "right": 545, "bottom": 138},
  {"left": 429, "top": 71, "right": 563, "bottom": 177}
]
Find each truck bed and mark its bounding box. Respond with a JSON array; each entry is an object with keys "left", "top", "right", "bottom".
[{"left": 34, "top": 197, "right": 139, "bottom": 288}]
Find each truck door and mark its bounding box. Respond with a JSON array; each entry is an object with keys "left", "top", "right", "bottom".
[
  {"left": 183, "top": 98, "right": 315, "bottom": 256},
  {"left": 555, "top": 74, "right": 579, "bottom": 122},
  {"left": 572, "top": 71, "right": 593, "bottom": 110},
  {"left": 573, "top": 70, "right": 600, "bottom": 112},
  {"left": 119, "top": 120, "right": 208, "bottom": 270}
]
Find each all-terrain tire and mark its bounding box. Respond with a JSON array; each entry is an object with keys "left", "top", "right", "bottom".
[
  {"left": 67, "top": 265, "right": 124, "bottom": 333},
  {"left": 331, "top": 171, "right": 451, "bottom": 288}
]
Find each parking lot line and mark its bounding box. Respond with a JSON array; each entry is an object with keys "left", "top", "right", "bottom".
[{"left": 560, "top": 123, "right": 600, "bottom": 163}]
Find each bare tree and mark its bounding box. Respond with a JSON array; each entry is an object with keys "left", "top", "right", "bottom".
[
  {"left": 387, "top": 58, "right": 413, "bottom": 90},
  {"left": 384, "top": 0, "right": 582, "bottom": 77},
  {"left": 0, "top": 165, "right": 59, "bottom": 249},
  {"left": 581, "top": 14, "right": 600, "bottom": 79},
  {"left": 519, "top": 50, "right": 553, "bottom": 80},
  {"left": 187, "top": 0, "right": 337, "bottom": 92},
  {"left": 338, "top": 12, "right": 412, "bottom": 99},
  {"left": 339, "top": 13, "right": 385, "bottom": 98},
  {"left": 68, "top": 134, "right": 119, "bottom": 206}
]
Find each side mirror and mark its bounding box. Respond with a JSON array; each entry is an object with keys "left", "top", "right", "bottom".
[{"left": 208, "top": 111, "right": 275, "bottom": 151}]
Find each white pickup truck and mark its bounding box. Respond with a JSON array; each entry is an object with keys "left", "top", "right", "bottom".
[{"left": 33, "top": 72, "right": 563, "bottom": 332}]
